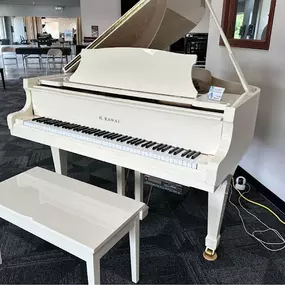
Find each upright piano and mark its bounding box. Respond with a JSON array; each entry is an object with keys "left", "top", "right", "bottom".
[{"left": 7, "top": 0, "right": 260, "bottom": 260}]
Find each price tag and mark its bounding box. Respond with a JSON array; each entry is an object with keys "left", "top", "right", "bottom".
[{"left": 208, "top": 86, "right": 225, "bottom": 101}]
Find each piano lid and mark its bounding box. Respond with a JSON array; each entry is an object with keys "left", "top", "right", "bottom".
[{"left": 64, "top": 0, "right": 206, "bottom": 73}]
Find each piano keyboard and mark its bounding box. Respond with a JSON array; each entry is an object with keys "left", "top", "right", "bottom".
[{"left": 23, "top": 117, "right": 210, "bottom": 169}]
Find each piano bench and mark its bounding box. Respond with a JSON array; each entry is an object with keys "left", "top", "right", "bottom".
[{"left": 0, "top": 167, "right": 147, "bottom": 285}]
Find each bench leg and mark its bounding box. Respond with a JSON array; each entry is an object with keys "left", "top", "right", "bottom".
[
  {"left": 86, "top": 254, "right": 100, "bottom": 285},
  {"left": 129, "top": 217, "right": 140, "bottom": 283},
  {"left": 51, "top": 147, "right": 68, "bottom": 176},
  {"left": 116, "top": 166, "right": 126, "bottom": 196}
]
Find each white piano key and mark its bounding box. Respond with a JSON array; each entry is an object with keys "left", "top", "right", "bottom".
[{"left": 23, "top": 119, "right": 208, "bottom": 170}]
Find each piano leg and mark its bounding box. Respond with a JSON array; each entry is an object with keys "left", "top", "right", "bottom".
[
  {"left": 51, "top": 147, "right": 68, "bottom": 176},
  {"left": 135, "top": 171, "right": 143, "bottom": 202},
  {"left": 204, "top": 175, "right": 231, "bottom": 261},
  {"left": 116, "top": 166, "right": 126, "bottom": 195},
  {"left": 135, "top": 171, "right": 148, "bottom": 220}
]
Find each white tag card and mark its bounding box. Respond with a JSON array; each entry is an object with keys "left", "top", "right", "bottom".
[{"left": 208, "top": 86, "right": 225, "bottom": 101}]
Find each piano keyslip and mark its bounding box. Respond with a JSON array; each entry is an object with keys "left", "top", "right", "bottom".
[{"left": 26, "top": 117, "right": 208, "bottom": 170}]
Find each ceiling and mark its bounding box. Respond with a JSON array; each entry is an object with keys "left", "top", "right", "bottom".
[{"left": 0, "top": 0, "right": 80, "bottom": 7}]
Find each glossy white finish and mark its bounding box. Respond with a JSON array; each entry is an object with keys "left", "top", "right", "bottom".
[
  {"left": 6, "top": 0, "right": 261, "bottom": 257},
  {"left": 70, "top": 48, "right": 198, "bottom": 100},
  {"left": 130, "top": 216, "right": 140, "bottom": 283},
  {"left": 51, "top": 147, "right": 67, "bottom": 176},
  {"left": 116, "top": 166, "right": 126, "bottom": 196},
  {"left": 0, "top": 167, "right": 147, "bottom": 284},
  {"left": 205, "top": 176, "right": 230, "bottom": 252}
]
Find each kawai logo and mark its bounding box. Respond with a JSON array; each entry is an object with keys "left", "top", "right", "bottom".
[{"left": 99, "top": 116, "right": 120, "bottom": 124}]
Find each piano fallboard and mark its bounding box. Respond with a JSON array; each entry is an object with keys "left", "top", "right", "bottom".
[{"left": 30, "top": 86, "right": 223, "bottom": 155}]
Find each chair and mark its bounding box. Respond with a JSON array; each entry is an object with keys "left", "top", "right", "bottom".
[
  {"left": 45, "top": 49, "right": 63, "bottom": 75},
  {"left": 1, "top": 47, "right": 19, "bottom": 69}
]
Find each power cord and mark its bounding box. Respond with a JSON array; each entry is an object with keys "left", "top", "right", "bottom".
[
  {"left": 229, "top": 179, "right": 285, "bottom": 251},
  {"left": 232, "top": 178, "right": 285, "bottom": 225}
]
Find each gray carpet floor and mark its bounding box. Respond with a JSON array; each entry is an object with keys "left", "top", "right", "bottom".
[{"left": 0, "top": 79, "right": 285, "bottom": 284}]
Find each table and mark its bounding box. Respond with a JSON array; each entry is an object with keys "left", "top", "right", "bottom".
[
  {"left": 0, "top": 68, "right": 5, "bottom": 90},
  {"left": 15, "top": 47, "right": 71, "bottom": 69},
  {"left": 0, "top": 167, "right": 147, "bottom": 284}
]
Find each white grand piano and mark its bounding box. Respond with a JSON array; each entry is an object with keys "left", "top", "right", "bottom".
[{"left": 7, "top": 0, "right": 260, "bottom": 260}]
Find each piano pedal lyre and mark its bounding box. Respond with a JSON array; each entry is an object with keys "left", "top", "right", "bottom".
[{"left": 203, "top": 248, "right": 218, "bottom": 261}]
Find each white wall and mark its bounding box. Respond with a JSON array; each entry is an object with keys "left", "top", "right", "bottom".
[
  {"left": 0, "top": 5, "right": 80, "bottom": 17},
  {"left": 206, "top": 0, "right": 285, "bottom": 200},
  {"left": 80, "top": 0, "right": 121, "bottom": 37}
]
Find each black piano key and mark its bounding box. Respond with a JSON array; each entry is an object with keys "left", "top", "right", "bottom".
[
  {"left": 186, "top": 151, "right": 196, "bottom": 159},
  {"left": 103, "top": 132, "right": 115, "bottom": 138},
  {"left": 74, "top": 126, "right": 86, "bottom": 131},
  {"left": 173, "top": 148, "right": 184, "bottom": 155},
  {"left": 191, "top": 152, "right": 201, "bottom": 159},
  {"left": 54, "top": 121, "right": 66, "bottom": 127},
  {"left": 141, "top": 141, "right": 151, "bottom": 147},
  {"left": 108, "top": 133, "right": 119, "bottom": 139},
  {"left": 121, "top": 136, "right": 132, "bottom": 142},
  {"left": 87, "top": 129, "right": 100, "bottom": 134},
  {"left": 80, "top": 127, "right": 92, "bottom": 133},
  {"left": 110, "top": 134, "right": 121, "bottom": 140},
  {"left": 117, "top": 135, "right": 128, "bottom": 142},
  {"left": 181, "top": 150, "right": 191, "bottom": 157},
  {"left": 39, "top": 118, "right": 51, "bottom": 123},
  {"left": 85, "top": 129, "right": 97, "bottom": 134},
  {"left": 161, "top": 145, "right": 172, "bottom": 152},
  {"left": 92, "top": 129, "right": 103, "bottom": 135},
  {"left": 94, "top": 130, "right": 105, "bottom": 136},
  {"left": 153, "top": 143, "right": 163, "bottom": 150},
  {"left": 126, "top": 138, "right": 136, "bottom": 144},
  {"left": 169, "top": 147, "right": 179, "bottom": 154},
  {"left": 44, "top": 119, "right": 55, "bottom": 125},
  {"left": 155, "top": 144, "right": 165, "bottom": 151},
  {"left": 97, "top": 131, "right": 109, "bottom": 137},
  {"left": 135, "top": 139, "right": 146, "bottom": 146},
  {"left": 126, "top": 138, "right": 137, "bottom": 144},
  {"left": 146, "top": 142, "right": 156, "bottom": 149},
  {"left": 65, "top": 123, "right": 76, "bottom": 128},
  {"left": 106, "top": 133, "right": 116, "bottom": 139},
  {"left": 130, "top": 138, "right": 141, "bottom": 145},
  {"left": 63, "top": 124, "right": 75, "bottom": 129}
]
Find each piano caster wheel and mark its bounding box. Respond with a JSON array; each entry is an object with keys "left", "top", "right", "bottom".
[{"left": 203, "top": 248, "right": 218, "bottom": 261}]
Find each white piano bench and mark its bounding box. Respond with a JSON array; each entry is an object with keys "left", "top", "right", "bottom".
[{"left": 0, "top": 167, "right": 148, "bottom": 285}]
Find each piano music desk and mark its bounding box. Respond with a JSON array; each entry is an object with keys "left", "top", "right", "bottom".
[{"left": 0, "top": 167, "right": 148, "bottom": 284}]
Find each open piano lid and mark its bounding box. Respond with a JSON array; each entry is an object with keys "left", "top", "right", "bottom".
[
  {"left": 55, "top": 0, "right": 206, "bottom": 104},
  {"left": 63, "top": 0, "right": 206, "bottom": 73},
  {"left": 44, "top": 0, "right": 250, "bottom": 107}
]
